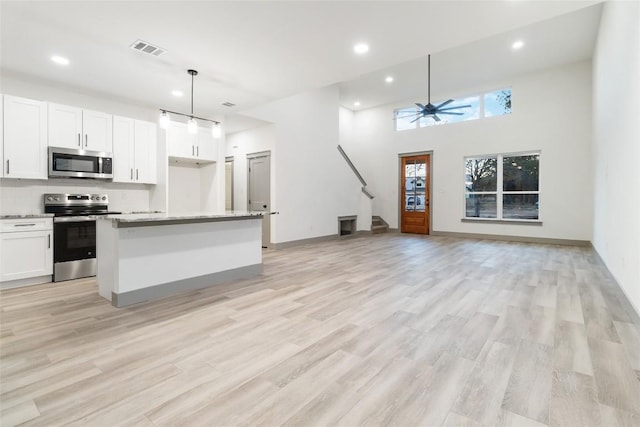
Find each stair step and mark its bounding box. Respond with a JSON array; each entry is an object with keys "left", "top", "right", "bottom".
[{"left": 371, "top": 224, "right": 388, "bottom": 234}]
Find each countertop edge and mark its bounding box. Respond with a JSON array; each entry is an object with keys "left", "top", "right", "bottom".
[
  {"left": 0, "top": 214, "right": 55, "bottom": 219},
  {"left": 102, "top": 214, "right": 264, "bottom": 228}
]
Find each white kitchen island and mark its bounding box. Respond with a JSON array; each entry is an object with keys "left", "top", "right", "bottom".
[{"left": 96, "top": 212, "right": 263, "bottom": 307}]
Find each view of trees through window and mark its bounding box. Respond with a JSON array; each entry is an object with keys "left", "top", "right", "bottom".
[
  {"left": 465, "top": 152, "right": 539, "bottom": 220},
  {"left": 395, "top": 88, "right": 511, "bottom": 131}
]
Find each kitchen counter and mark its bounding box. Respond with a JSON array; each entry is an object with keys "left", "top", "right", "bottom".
[
  {"left": 96, "top": 212, "right": 263, "bottom": 307},
  {"left": 98, "top": 211, "right": 263, "bottom": 228},
  {"left": 0, "top": 214, "right": 54, "bottom": 219}
]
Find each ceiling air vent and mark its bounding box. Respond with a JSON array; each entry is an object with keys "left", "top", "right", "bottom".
[
  {"left": 129, "top": 39, "right": 166, "bottom": 57},
  {"left": 222, "top": 102, "right": 236, "bottom": 107}
]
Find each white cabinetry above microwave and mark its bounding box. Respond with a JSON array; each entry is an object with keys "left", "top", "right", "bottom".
[
  {"left": 48, "top": 103, "right": 113, "bottom": 153},
  {"left": 1, "top": 95, "right": 48, "bottom": 179},
  {"left": 166, "top": 121, "right": 218, "bottom": 163},
  {"left": 113, "top": 116, "right": 157, "bottom": 184}
]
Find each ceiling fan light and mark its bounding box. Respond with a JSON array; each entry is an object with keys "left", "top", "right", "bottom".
[
  {"left": 187, "top": 117, "right": 198, "bottom": 134},
  {"left": 212, "top": 123, "right": 222, "bottom": 139},
  {"left": 159, "top": 111, "right": 170, "bottom": 129}
]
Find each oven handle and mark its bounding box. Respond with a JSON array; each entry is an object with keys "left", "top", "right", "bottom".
[{"left": 53, "top": 217, "right": 97, "bottom": 223}]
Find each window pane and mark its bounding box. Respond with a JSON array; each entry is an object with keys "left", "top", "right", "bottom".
[
  {"left": 419, "top": 96, "right": 480, "bottom": 127},
  {"left": 465, "top": 157, "right": 497, "bottom": 191},
  {"left": 503, "top": 194, "right": 539, "bottom": 220},
  {"left": 465, "top": 194, "right": 497, "bottom": 218},
  {"left": 395, "top": 108, "right": 419, "bottom": 131},
  {"left": 503, "top": 154, "right": 539, "bottom": 191},
  {"left": 484, "top": 88, "right": 511, "bottom": 117}
]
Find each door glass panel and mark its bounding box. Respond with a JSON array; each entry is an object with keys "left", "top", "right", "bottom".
[{"left": 404, "top": 160, "right": 427, "bottom": 212}]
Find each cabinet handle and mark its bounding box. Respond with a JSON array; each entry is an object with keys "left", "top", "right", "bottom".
[
  {"left": 85, "top": 134, "right": 88, "bottom": 147},
  {"left": 197, "top": 146, "right": 199, "bottom": 157},
  {"left": 136, "top": 169, "right": 139, "bottom": 181},
  {"left": 192, "top": 145, "right": 195, "bottom": 156},
  {"left": 78, "top": 133, "right": 81, "bottom": 147},
  {"left": 48, "top": 234, "right": 51, "bottom": 249},
  {"left": 5, "top": 159, "right": 8, "bottom": 175},
  {"left": 14, "top": 223, "right": 36, "bottom": 227},
  {"left": 131, "top": 168, "right": 133, "bottom": 180}
]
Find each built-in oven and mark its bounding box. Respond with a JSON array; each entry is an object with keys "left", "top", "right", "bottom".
[
  {"left": 48, "top": 147, "right": 113, "bottom": 179},
  {"left": 44, "top": 193, "right": 120, "bottom": 282}
]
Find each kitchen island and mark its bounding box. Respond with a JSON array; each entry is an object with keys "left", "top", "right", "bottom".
[{"left": 96, "top": 212, "right": 263, "bottom": 307}]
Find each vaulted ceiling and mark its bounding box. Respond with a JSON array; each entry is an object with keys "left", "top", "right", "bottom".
[{"left": 0, "top": 1, "right": 603, "bottom": 133}]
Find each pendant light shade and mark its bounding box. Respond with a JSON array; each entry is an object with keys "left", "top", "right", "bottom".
[
  {"left": 187, "top": 117, "right": 198, "bottom": 134},
  {"left": 159, "top": 111, "right": 170, "bottom": 129},
  {"left": 211, "top": 123, "right": 221, "bottom": 139}
]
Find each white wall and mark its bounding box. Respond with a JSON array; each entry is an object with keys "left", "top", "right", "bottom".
[
  {"left": 242, "top": 86, "right": 360, "bottom": 244},
  {"left": 592, "top": 0, "right": 640, "bottom": 315},
  {"left": 346, "top": 60, "right": 593, "bottom": 241},
  {"left": 0, "top": 72, "right": 166, "bottom": 214}
]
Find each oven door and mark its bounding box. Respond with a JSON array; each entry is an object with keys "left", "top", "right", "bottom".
[{"left": 53, "top": 218, "right": 96, "bottom": 263}]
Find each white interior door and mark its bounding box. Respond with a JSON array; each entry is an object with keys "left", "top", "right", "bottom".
[{"left": 248, "top": 153, "right": 270, "bottom": 247}]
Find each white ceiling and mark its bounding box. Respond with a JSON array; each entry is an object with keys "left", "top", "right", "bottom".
[{"left": 0, "top": 1, "right": 603, "bottom": 133}]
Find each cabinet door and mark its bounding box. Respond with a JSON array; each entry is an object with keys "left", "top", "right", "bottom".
[
  {"left": 196, "top": 127, "right": 218, "bottom": 162},
  {"left": 133, "top": 120, "right": 157, "bottom": 184},
  {"left": 167, "top": 121, "right": 196, "bottom": 159},
  {"left": 112, "top": 116, "right": 135, "bottom": 183},
  {"left": 48, "top": 102, "right": 83, "bottom": 149},
  {"left": 82, "top": 109, "right": 113, "bottom": 152},
  {"left": 3, "top": 95, "right": 48, "bottom": 179},
  {"left": 0, "top": 95, "right": 4, "bottom": 177},
  {"left": 0, "top": 230, "right": 53, "bottom": 282}
]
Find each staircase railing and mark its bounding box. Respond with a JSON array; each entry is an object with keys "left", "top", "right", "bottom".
[{"left": 337, "top": 145, "right": 374, "bottom": 199}]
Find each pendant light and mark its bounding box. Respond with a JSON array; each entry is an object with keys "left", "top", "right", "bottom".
[{"left": 159, "top": 69, "right": 222, "bottom": 139}]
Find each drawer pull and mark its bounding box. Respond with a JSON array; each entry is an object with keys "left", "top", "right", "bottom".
[{"left": 14, "top": 223, "right": 37, "bottom": 227}]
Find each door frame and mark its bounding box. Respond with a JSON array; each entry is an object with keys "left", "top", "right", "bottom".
[
  {"left": 398, "top": 151, "right": 433, "bottom": 234},
  {"left": 247, "top": 150, "right": 271, "bottom": 247},
  {"left": 225, "top": 156, "right": 234, "bottom": 211}
]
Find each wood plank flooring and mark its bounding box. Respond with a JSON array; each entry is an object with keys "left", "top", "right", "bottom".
[{"left": 1, "top": 234, "right": 639, "bottom": 426}]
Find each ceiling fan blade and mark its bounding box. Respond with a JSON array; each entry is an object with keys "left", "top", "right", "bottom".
[
  {"left": 433, "top": 115, "right": 441, "bottom": 122},
  {"left": 439, "top": 104, "right": 472, "bottom": 111},
  {"left": 435, "top": 99, "right": 454, "bottom": 109},
  {"left": 396, "top": 113, "right": 422, "bottom": 119},
  {"left": 437, "top": 111, "right": 464, "bottom": 115},
  {"left": 410, "top": 116, "right": 423, "bottom": 123},
  {"left": 415, "top": 103, "right": 425, "bottom": 110}
]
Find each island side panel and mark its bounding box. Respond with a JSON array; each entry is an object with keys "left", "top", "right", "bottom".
[
  {"left": 114, "top": 218, "right": 262, "bottom": 305},
  {"left": 97, "top": 219, "right": 118, "bottom": 301}
]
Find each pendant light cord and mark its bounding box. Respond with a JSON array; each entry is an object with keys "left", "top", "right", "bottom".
[{"left": 428, "top": 54, "right": 431, "bottom": 104}]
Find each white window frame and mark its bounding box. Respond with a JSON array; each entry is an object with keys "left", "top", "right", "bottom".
[{"left": 464, "top": 150, "right": 541, "bottom": 222}]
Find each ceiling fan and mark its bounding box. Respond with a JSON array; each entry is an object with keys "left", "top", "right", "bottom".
[{"left": 398, "top": 54, "right": 471, "bottom": 123}]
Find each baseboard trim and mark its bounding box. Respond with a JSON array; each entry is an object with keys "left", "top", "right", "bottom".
[
  {"left": 430, "top": 231, "right": 590, "bottom": 247},
  {"left": 111, "top": 264, "right": 263, "bottom": 308},
  {"left": 590, "top": 244, "right": 640, "bottom": 323},
  {"left": 0, "top": 275, "right": 52, "bottom": 290}
]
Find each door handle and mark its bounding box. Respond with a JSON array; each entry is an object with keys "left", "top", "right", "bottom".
[
  {"left": 136, "top": 169, "right": 139, "bottom": 181},
  {"left": 78, "top": 133, "right": 81, "bottom": 147},
  {"left": 48, "top": 234, "right": 51, "bottom": 249},
  {"left": 196, "top": 146, "right": 199, "bottom": 157},
  {"left": 85, "top": 134, "right": 88, "bottom": 147},
  {"left": 5, "top": 159, "right": 8, "bottom": 175},
  {"left": 131, "top": 168, "right": 133, "bottom": 180},
  {"left": 192, "top": 146, "right": 195, "bottom": 156}
]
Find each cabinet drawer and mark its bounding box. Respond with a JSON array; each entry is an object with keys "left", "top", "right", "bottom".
[{"left": 1, "top": 218, "right": 53, "bottom": 232}]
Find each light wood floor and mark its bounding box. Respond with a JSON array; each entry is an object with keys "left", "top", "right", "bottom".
[{"left": 1, "top": 234, "right": 639, "bottom": 426}]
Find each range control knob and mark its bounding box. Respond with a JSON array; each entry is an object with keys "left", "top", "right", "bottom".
[
  {"left": 54, "top": 197, "right": 60, "bottom": 201},
  {"left": 102, "top": 196, "right": 107, "bottom": 200},
  {"left": 47, "top": 196, "right": 53, "bottom": 201}
]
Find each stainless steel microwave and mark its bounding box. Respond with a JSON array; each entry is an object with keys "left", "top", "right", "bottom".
[{"left": 48, "top": 147, "right": 113, "bottom": 179}]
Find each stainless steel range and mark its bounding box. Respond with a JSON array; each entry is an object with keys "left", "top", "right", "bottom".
[{"left": 44, "top": 193, "right": 121, "bottom": 282}]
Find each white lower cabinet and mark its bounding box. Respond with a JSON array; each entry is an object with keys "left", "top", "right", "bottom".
[{"left": 0, "top": 218, "right": 53, "bottom": 285}]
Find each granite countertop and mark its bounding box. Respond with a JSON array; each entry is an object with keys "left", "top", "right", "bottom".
[
  {"left": 98, "top": 211, "right": 264, "bottom": 228},
  {"left": 0, "top": 213, "right": 54, "bottom": 219}
]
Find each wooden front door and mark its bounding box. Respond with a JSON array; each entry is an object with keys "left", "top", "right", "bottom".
[{"left": 401, "top": 154, "right": 430, "bottom": 234}]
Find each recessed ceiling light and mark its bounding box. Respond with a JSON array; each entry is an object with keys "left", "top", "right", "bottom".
[
  {"left": 51, "top": 55, "right": 69, "bottom": 65},
  {"left": 353, "top": 43, "right": 369, "bottom": 55},
  {"left": 171, "top": 90, "right": 183, "bottom": 97},
  {"left": 385, "top": 76, "right": 394, "bottom": 83},
  {"left": 512, "top": 40, "right": 524, "bottom": 50},
  {"left": 354, "top": 101, "right": 361, "bottom": 107}
]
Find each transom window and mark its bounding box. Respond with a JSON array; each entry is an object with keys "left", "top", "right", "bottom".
[
  {"left": 395, "top": 88, "right": 511, "bottom": 131},
  {"left": 465, "top": 152, "right": 540, "bottom": 220}
]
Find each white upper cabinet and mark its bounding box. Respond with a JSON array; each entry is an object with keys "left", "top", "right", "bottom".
[
  {"left": 166, "top": 121, "right": 217, "bottom": 163},
  {"left": 2, "top": 95, "right": 48, "bottom": 179},
  {"left": 113, "top": 116, "right": 156, "bottom": 184},
  {"left": 48, "top": 103, "right": 112, "bottom": 152},
  {"left": 0, "top": 95, "right": 3, "bottom": 178}
]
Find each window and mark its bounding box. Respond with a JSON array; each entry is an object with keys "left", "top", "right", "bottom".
[
  {"left": 465, "top": 152, "right": 539, "bottom": 220},
  {"left": 394, "top": 88, "right": 511, "bottom": 131}
]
